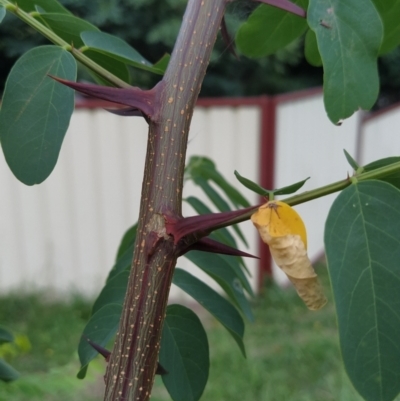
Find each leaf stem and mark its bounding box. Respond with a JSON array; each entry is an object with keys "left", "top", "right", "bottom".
[
  {"left": 221, "top": 161, "right": 400, "bottom": 226},
  {"left": 0, "top": 0, "right": 131, "bottom": 88}
]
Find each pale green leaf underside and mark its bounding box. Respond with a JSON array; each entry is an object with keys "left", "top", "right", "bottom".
[
  {"left": 325, "top": 180, "right": 400, "bottom": 401},
  {"left": 308, "top": 0, "right": 382, "bottom": 124}
]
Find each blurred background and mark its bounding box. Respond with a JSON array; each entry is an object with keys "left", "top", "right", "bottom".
[{"left": 1, "top": 1, "right": 400, "bottom": 400}]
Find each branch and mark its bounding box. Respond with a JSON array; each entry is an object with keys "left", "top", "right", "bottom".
[{"left": 0, "top": 0, "right": 131, "bottom": 88}]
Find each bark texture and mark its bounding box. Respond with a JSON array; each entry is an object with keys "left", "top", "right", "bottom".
[{"left": 104, "top": 1, "right": 228, "bottom": 400}]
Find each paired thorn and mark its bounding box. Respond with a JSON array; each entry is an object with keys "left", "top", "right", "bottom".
[
  {"left": 182, "top": 236, "right": 258, "bottom": 259},
  {"left": 165, "top": 205, "right": 259, "bottom": 245},
  {"left": 49, "top": 75, "right": 157, "bottom": 120}
]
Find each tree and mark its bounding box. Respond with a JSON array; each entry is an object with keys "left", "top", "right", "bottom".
[{"left": 1, "top": 1, "right": 400, "bottom": 401}]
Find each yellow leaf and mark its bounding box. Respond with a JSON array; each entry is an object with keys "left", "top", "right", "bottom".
[{"left": 251, "top": 201, "right": 327, "bottom": 311}]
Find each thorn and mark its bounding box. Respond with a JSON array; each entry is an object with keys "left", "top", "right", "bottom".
[
  {"left": 220, "top": 15, "right": 239, "bottom": 60},
  {"left": 48, "top": 75, "right": 156, "bottom": 119},
  {"left": 165, "top": 205, "right": 259, "bottom": 245},
  {"left": 156, "top": 362, "right": 168, "bottom": 375},
  {"left": 85, "top": 337, "right": 111, "bottom": 361},
  {"left": 181, "top": 237, "right": 259, "bottom": 259}
]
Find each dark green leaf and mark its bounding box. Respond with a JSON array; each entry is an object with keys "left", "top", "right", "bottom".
[
  {"left": 273, "top": 177, "right": 310, "bottom": 195},
  {"left": 218, "top": 254, "right": 254, "bottom": 297},
  {"left": 107, "top": 244, "right": 134, "bottom": 282},
  {"left": 308, "top": 0, "right": 382, "bottom": 124},
  {"left": 363, "top": 157, "right": 400, "bottom": 190},
  {"left": 236, "top": 0, "right": 308, "bottom": 58},
  {"left": 194, "top": 178, "right": 248, "bottom": 246},
  {"left": 235, "top": 170, "right": 309, "bottom": 196},
  {"left": 81, "top": 31, "right": 165, "bottom": 75},
  {"left": 37, "top": 14, "right": 99, "bottom": 48},
  {"left": 173, "top": 269, "right": 246, "bottom": 356},
  {"left": 11, "top": 0, "right": 71, "bottom": 14},
  {"left": 186, "top": 156, "right": 250, "bottom": 208},
  {"left": 160, "top": 305, "right": 209, "bottom": 401},
  {"left": 234, "top": 170, "right": 269, "bottom": 196},
  {"left": 116, "top": 224, "right": 137, "bottom": 261},
  {"left": 371, "top": 0, "right": 400, "bottom": 54},
  {"left": 343, "top": 149, "right": 359, "bottom": 170},
  {"left": 0, "top": 45, "right": 76, "bottom": 185},
  {"left": 184, "top": 251, "right": 253, "bottom": 324},
  {"left": 84, "top": 49, "right": 130, "bottom": 85},
  {"left": 77, "top": 303, "right": 122, "bottom": 379},
  {"left": 0, "top": 327, "right": 14, "bottom": 345},
  {"left": 304, "top": 29, "right": 322, "bottom": 66},
  {"left": 194, "top": 177, "right": 231, "bottom": 212},
  {"left": 92, "top": 270, "right": 129, "bottom": 315},
  {"left": 0, "top": 359, "right": 19, "bottom": 382},
  {"left": 0, "top": 6, "right": 5, "bottom": 24},
  {"left": 325, "top": 180, "right": 400, "bottom": 401},
  {"left": 152, "top": 54, "right": 170, "bottom": 74}
]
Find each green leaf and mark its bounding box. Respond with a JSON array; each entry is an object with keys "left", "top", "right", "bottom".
[
  {"left": 234, "top": 170, "right": 269, "bottom": 196},
  {"left": 160, "top": 305, "right": 209, "bottom": 401},
  {"left": 81, "top": 31, "right": 166, "bottom": 75},
  {"left": 186, "top": 156, "right": 250, "bottom": 208},
  {"left": 84, "top": 49, "right": 130, "bottom": 85},
  {"left": 363, "top": 157, "right": 400, "bottom": 190},
  {"left": 11, "top": 0, "right": 71, "bottom": 14},
  {"left": 107, "top": 244, "right": 134, "bottom": 282},
  {"left": 193, "top": 178, "right": 248, "bottom": 246},
  {"left": 0, "top": 45, "right": 76, "bottom": 185},
  {"left": 152, "top": 53, "right": 170, "bottom": 74},
  {"left": 0, "top": 6, "right": 6, "bottom": 24},
  {"left": 184, "top": 251, "right": 253, "bottom": 324},
  {"left": 92, "top": 270, "right": 129, "bottom": 315},
  {"left": 273, "top": 177, "right": 310, "bottom": 195},
  {"left": 371, "top": 0, "right": 400, "bottom": 54},
  {"left": 236, "top": 0, "right": 308, "bottom": 58},
  {"left": 325, "top": 180, "right": 400, "bottom": 401},
  {"left": 0, "top": 327, "right": 14, "bottom": 345},
  {"left": 304, "top": 29, "right": 322, "bottom": 66},
  {"left": 116, "top": 224, "right": 137, "bottom": 261},
  {"left": 77, "top": 303, "right": 122, "bottom": 379},
  {"left": 37, "top": 14, "right": 99, "bottom": 48},
  {"left": 173, "top": 269, "right": 246, "bottom": 356},
  {"left": 0, "top": 359, "right": 19, "bottom": 382},
  {"left": 234, "top": 170, "right": 309, "bottom": 196},
  {"left": 307, "top": 0, "right": 383, "bottom": 124},
  {"left": 343, "top": 149, "right": 359, "bottom": 170}
]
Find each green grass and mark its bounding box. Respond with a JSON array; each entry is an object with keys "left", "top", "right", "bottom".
[{"left": 0, "top": 268, "right": 365, "bottom": 401}]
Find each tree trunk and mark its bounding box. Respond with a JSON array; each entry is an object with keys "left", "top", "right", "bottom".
[{"left": 103, "top": 1, "right": 228, "bottom": 399}]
